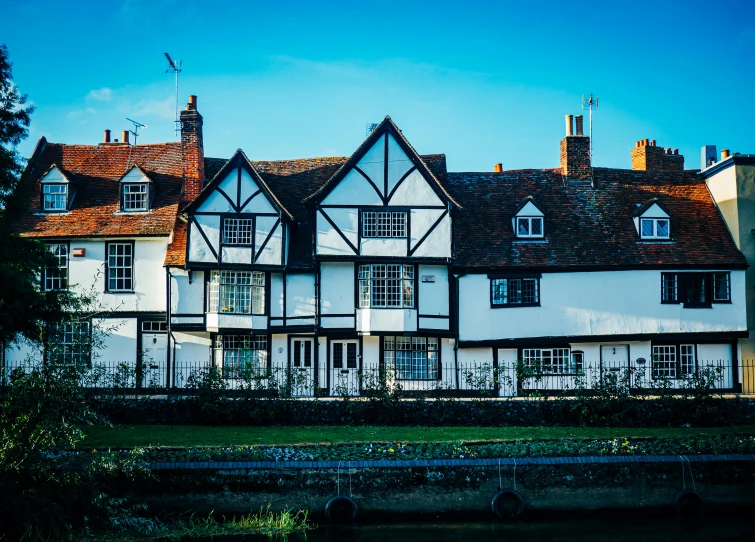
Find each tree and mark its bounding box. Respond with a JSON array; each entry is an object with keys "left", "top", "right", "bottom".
[{"left": 0, "top": 44, "right": 78, "bottom": 345}]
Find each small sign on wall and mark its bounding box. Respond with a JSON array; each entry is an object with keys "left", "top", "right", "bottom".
[
  {"left": 72, "top": 248, "right": 86, "bottom": 257},
  {"left": 422, "top": 275, "right": 435, "bottom": 283}
]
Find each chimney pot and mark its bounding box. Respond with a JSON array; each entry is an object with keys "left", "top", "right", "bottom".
[
  {"left": 575, "top": 115, "right": 584, "bottom": 136},
  {"left": 565, "top": 115, "right": 574, "bottom": 137},
  {"left": 104, "top": 129, "right": 111, "bottom": 143},
  {"left": 721, "top": 149, "right": 730, "bottom": 160},
  {"left": 122, "top": 130, "right": 129, "bottom": 145},
  {"left": 673, "top": 148, "right": 679, "bottom": 155},
  {"left": 494, "top": 163, "right": 502, "bottom": 173},
  {"left": 650, "top": 140, "right": 656, "bottom": 147},
  {"left": 187, "top": 95, "right": 197, "bottom": 110},
  {"left": 644, "top": 138, "right": 649, "bottom": 146}
]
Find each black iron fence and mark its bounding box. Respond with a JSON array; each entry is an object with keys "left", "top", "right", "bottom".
[{"left": 2, "top": 358, "right": 753, "bottom": 397}]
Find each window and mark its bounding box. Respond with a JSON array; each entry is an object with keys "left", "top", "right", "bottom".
[
  {"left": 122, "top": 183, "right": 148, "bottom": 211},
  {"left": 516, "top": 217, "right": 544, "bottom": 238},
  {"left": 571, "top": 351, "right": 584, "bottom": 373},
  {"left": 358, "top": 264, "right": 414, "bottom": 308},
  {"left": 141, "top": 321, "right": 167, "bottom": 332},
  {"left": 107, "top": 243, "right": 133, "bottom": 292},
  {"left": 213, "top": 334, "right": 268, "bottom": 378},
  {"left": 44, "top": 243, "right": 69, "bottom": 291},
  {"left": 42, "top": 184, "right": 68, "bottom": 211},
  {"left": 362, "top": 211, "right": 407, "bottom": 238},
  {"left": 223, "top": 218, "right": 254, "bottom": 245},
  {"left": 522, "top": 348, "right": 571, "bottom": 374},
  {"left": 491, "top": 276, "right": 540, "bottom": 307},
  {"left": 652, "top": 345, "right": 696, "bottom": 378},
  {"left": 640, "top": 218, "right": 670, "bottom": 239},
  {"left": 384, "top": 336, "right": 439, "bottom": 379},
  {"left": 661, "top": 272, "right": 730, "bottom": 307},
  {"left": 208, "top": 270, "right": 265, "bottom": 314},
  {"left": 47, "top": 320, "right": 90, "bottom": 366}
]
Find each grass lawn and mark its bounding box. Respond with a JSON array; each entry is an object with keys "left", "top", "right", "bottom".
[{"left": 80, "top": 424, "right": 755, "bottom": 449}]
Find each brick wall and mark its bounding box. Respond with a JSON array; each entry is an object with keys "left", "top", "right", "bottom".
[
  {"left": 560, "top": 136, "right": 591, "bottom": 180},
  {"left": 180, "top": 101, "right": 205, "bottom": 205},
  {"left": 631, "top": 141, "right": 684, "bottom": 172}
]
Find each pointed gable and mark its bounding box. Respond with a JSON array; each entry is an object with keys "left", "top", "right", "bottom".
[{"left": 305, "top": 116, "right": 459, "bottom": 208}]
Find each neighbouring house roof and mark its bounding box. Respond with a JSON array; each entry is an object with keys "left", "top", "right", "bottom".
[
  {"left": 164, "top": 154, "right": 450, "bottom": 268},
  {"left": 12, "top": 138, "right": 183, "bottom": 238},
  {"left": 448, "top": 168, "right": 748, "bottom": 270}
]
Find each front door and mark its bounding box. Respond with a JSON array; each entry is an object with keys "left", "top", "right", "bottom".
[
  {"left": 330, "top": 340, "right": 360, "bottom": 396},
  {"left": 601, "top": 345, "right": 629, "bottom": 377},
  {"left": 142, "top": 332, "right": 167, "bottom": 388},
  {"left": 290, "top": 337, "right": 315, "bottom": 397}
]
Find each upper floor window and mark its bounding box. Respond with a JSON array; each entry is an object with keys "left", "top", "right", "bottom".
[
  {"left": 122, "top": 183, "right": 148, "bottom": 212},
  {"left": 491, "top": 275, "right": 540, "bottom": 307},
  {"left": 362, "top": 211, "right": 407, "bottom": 238},
  {"left": 516, "top": 217, "right": 543, "bottom": 238},
  {"left": 384, "top": 336, "right": 439, "bottom": 380},
  {"left": 208, "top": 270, "right": 265, "bottom": 315},
  {"left": 661, "top": 272, "right": 730, "bottom": 308},
  {"left": 46, "top": 320, "right": 90, "bottom": 366},
  {"left": 213, "top": 334, "right": 268, "bottom": 378},
  {"left": 44, "top": 243, "right": 69, "bottom": 291},
  {"left": 223, "top": 218, "right": 253, "bottom": 245},
  {"left": 358, "top": 264, "right": 414, "bottom": 308},
  {"left": 107, "top": 242, "right": 134, "bottom": 292},
  {"left": 641, "top": 218, "right": 670, "bottom": 239},
  {"left": 43, "top": 184, "right": 68, "bottom": 211}
]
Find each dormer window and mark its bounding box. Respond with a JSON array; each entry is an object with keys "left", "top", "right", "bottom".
[
  {"left": 517, "top": 217, "right": 543, "bottom": 238},
  {"left": 122, "top": 183, "right": 148, "bottom": 212},
  {"left": 640, "top": 218, "right": 670, "bottom": 239},
  {"left": 43, "top": 184, "right": 68, "bottom": 211}
]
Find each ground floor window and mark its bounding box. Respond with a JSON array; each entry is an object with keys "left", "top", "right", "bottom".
[
  {"left": 46, "top": 320, "right": 91, "bottom": 366},
  {"left": 652, "top": 344, "right": 695, "bottom": 378},
  {"left": 213, "top": 334, "right": 268, "bottom": 378},
  {"left": 384, "top": 336, "right": 439, "bottom": 379},
  {"left": 521, "top": 348, "right": 572, "bottom": 374}
]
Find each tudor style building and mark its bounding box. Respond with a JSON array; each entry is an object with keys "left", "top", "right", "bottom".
[{"left": 3, "top": 98, "right": 749, "bottom": 394}]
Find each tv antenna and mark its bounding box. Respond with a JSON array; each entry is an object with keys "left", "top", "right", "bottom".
[
  {"left": 126, "top": 118, "right": 146, "bottom": 146},
  {"left": 164, "top": 52, "right": 182, "bottom": 134},
  {"left": 582, "top": 93, "right": 598, "bottom": 161},
  {"left": 366, "top": 122, "right": 379, "bottom": 137}
]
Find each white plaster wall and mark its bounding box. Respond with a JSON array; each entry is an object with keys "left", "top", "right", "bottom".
[
  {"left": 206, "top": 314, "right": 268, "bottom": 331},
  {"left": 322, "top": 169, "right": 383, "bottom": 206},
  {"left": 387, "top": 134, "right": 413, "bottom": 195},
  {"left": 707, "top": 167, "right": 739, "bottom": 246},
  {"left": 360, "top": 238, "right": 407, "bottom": 256},
  {"left": 317, "top": 211, "right": 357, "bottom": 255},
  {"left": 410, "top": 209, "right": 444, "bottom": 247},
  {"left": 459, "top": 270, "right": 747, "bottom": 342},
  {"left": 356, "top": 309, "right": 417, "bottom": 333},
  {"left": 456, "top": 347, "right": 495, "bottom": 392},
  {"left": 318, "top": 336, "right": 327, "bottom": 391},
  {"left": 411, "top": 214, "right": 451, "bottom": 258},
  {"left": 271, "top": 334, "right": 288, "bottom": 369},
  {"left": 221, "top": 246, "right": 251, "bottom": 264},
  {"left": 190, "top": 215, "right": 220, "bottom": 263},
  {"left": 172, "top": 331, "right": 212, "bottom": 386},
  {"left": 418, "top": 265, "right": 449, "bottom": 316},
  {"left": 287, "top": 273, "right": 316, "bottom": 317},
  {"left": 320, "top": 262, "right": 355, "bottom": 315},
  {"left": 419, "top": 318, "right": 449, "bottom": 330},
  {"left": 256, "top": 217, "right": 282, "bottom": 265},
  {"left": 355, "top": 138, "right": 385, "bottom": 195},
  {"left": 362, "top": 336, "right": 380, "bottom": 371},
  {"left": 4, "top": 339, "right": 42, "bottom": 368},
  {"left": 93, "top": 317, "right": 137, "bottom": 363},
  {"left": 197, "top": 190, "right": 234, "bottom": 213},
  {"left": 170, "top": 269, "right": 204, "bottom": 315},
  {"left": 388, "top": 169, "right": 442, "bottom": 207},
  {"left": 271, "top": 273, "right": 284, "bottom": 318},
  {"left": 321, "top": 316, "right": 355, "bottom": 328}
]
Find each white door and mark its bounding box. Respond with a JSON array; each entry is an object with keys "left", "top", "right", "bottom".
[
  {"left": 330, "top": 340, "right": 360, "bottom": 396},
  {"left": 290, "top": 337, "right": 315, "bottom": 397},
  {"left": 142, "top": 333, "right": 167, "bottom": 388},
  {"left": 601, "top": 345, "right": 629, "bottom": 375}
]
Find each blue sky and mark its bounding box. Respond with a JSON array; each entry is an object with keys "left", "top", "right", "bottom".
[{"left": 4, "top": 0, "right": 755, "bottom": 171}]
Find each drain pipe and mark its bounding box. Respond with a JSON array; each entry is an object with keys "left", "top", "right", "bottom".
[
  {"left": 166, "top": 267, "right": 176, "bottom": 389},
  {"left": 453, "top": 271, "right": 466, "bottom": 392}
]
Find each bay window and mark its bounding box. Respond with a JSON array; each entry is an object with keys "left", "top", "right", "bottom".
[
  {"left": 358, "top": 264, "right": 414, "bottom": 308},
  {"left": 208, "top": 270, "right": 265, "bottom": 314}
]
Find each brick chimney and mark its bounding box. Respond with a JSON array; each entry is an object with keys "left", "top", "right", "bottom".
[
  {"left": 631, "top": 139, "right": 684, "bottom": 171},
  {"left": 560, "top": 114, "right": 591, "bottom": 181},
  {"left": 180, "top": 95, "right": 205, "bottom": 204}
]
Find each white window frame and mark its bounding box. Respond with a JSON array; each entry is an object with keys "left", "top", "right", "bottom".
[
  {"left": 384, "top": 336, "right": 439, "bottom": 380},
  {"left": 652, "top": 345, "right": 677, "bottom": 378},
  {"left": 121, "top": 183, "right": 149, "bottom": 212},
  {"left": 42, "top": 183, "right": 68, "bottom": 211},
  {"left": 516, "top": 216, "right": 544, "bottom": 239},
  {"left": 362, "top": 211, "right": 407, "bottom": 238},
  {"left": 107, "top": 242, "right": 134, "bottom": 292},
  {"left": 223, "top": 217, "right": 254, "bottom": 245},
  {"left": 208, "top": 270, "right": 265, "bottom": 315},
  {"left": 640, "top": 218, "right": 670, "bottom": 240},
  {"left": 521, "top": 348, "right": 571, "bottom": 374},
  {"left": 358, "top": 264, "right": 414, "bottom": 308},
  {"left": 46, "top": 320, "right": 90, "bottom": 366},
  {"left": 44, "top": 243, "right": 69, "bottom": 291},
  {"left": 213, "top": 334, "right": 268, "bottom": 378}
]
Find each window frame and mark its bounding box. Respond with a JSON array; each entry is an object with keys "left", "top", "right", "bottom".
[
  {"left": 660, "top": 272, "right": 730, "bottom": 308},
  {"left": 515, "top": 216, "right": 544, "bottom": 239},
  {"left": 41, "top": 183, "right": 69, "bottom": 212},
  {"left": 361, "top": 210, "right": 408, "bottom": 239},
  {"left": 207, "top": 270, "right": 267, "bottom": 315},
  {"left": 489, "top": 274, "right": 541, "bottom": 308},
  {"left": 651, "top": 343, "right": 697, "bottom": 379},
  {"left": 43, "top": 242, "right": 69, "bottom": 291},
  {"left": 222, "top": 216, "right": 255, "bottom": 246},
  {"left": 640, "top": 217, "right": 671, "bottom": 240},
  {"left": 105, "top": 241, "right": 135, "bottom": 293},
  {"left": 358, "top": 263, "right": 415, "bottom": 308},
  {"left": 121, "top": 182, "right": 150, "bottom": 212},
  {"left": 45, "top": 319, "right": 92, "bottom": 367},
  {"left": 213, "top": 334, "right": 269, "bottom": 379},
  {"left": 383, "top": 336, "right": 440, "bottom": 381},
  {"left": 520, "top": 347, "right": 575, "bottom": 375}
]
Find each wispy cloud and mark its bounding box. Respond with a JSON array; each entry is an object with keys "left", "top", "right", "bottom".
[
  {"left": 66, "top": 107, "right": 96, "bottom": 119},
  {"left": 119, "top": 95, "right": 175, "bottom": 121},
  {"left": 87, "top": 87, "right": 113, "bottom": 102}
]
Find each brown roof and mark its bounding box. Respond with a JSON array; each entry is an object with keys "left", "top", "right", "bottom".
[
  {"left": 13, "top": 138, "right": 183, "bottom": 238},
  {"left": 164, "top": 218, "right": 187, "bottom": 266},
  {"left": 448, "top": 168, "right": 747, "bottom": 270}
]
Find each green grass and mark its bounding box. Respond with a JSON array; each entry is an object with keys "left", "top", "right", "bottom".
[{"left": 80, "top": 424, "right": 755, "bottom": 449}]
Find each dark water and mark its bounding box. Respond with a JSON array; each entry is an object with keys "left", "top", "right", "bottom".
[{"left": 202, "top": 517, "right": 755, "bottom": 542}]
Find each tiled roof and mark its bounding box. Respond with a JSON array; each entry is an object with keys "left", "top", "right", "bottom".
[
  {"left": 13, "top": 138, "right": 183, "bottom": 238},
  {"left": 448, "top": 168, "right": 747, "bottom": 270},
  {"left": 164, "top": 218, "right": 187, "bottom": 266}
]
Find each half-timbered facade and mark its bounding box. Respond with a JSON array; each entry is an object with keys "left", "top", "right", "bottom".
[{"left": 3, "top": 99, "right": 749, "bottom": 395}]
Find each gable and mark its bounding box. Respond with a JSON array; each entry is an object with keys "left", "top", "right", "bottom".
[
  {"left": 640, "top": 202, "right": 669, "bottom": 218},
  {"left": 516, "top": 201, "right": 544, "bottom": 217},
  {"left": 120, "top": 166, "right": 150, "bottom": 185},
  {"left": 195, "top": 158, "right": 276, "bottom": 215},
  {"left": 39, "top": 165, "right": 69, "bottom": 184}
]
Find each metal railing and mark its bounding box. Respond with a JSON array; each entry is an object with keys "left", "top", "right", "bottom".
[{"left": 2, "top": 358, "right": 753, "bottom": 397}]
